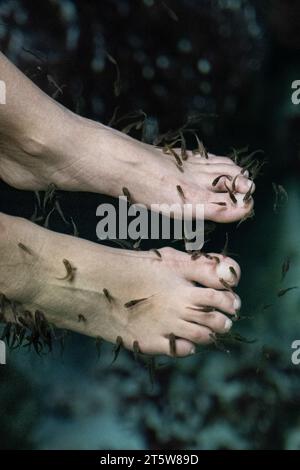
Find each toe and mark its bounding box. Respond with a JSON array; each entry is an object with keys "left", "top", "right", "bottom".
[
  {"left": 206, "top": 192, "right": 254, "bottom": 223},
  {"left": 211, "top": 173, "right": 255, "bottom": 194},
  {"left": 184, "top": 253, "right": 241, "bottom": 289},
  {"left": 184, "top": 309, "right": 233, "bottom": 334},
  {"left": 162, "top": 337, "right": 196, "bottom": 357},
  {"left": 176, "top": 321, "right": 214, "bottom": 345},
  {"left": 189, "top": 286, "right": 241, "bottom": 316}
]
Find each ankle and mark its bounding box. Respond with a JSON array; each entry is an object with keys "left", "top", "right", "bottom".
[{"left": 0, "top": 214, "right": 45, "bottom": 303}]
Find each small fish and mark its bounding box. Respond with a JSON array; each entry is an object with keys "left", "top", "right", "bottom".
[
  {"left": 263, "top": 304, "right": 273, "bottom": 310},
  {"left": 229, "top": 332, "right": 256, "bottom": 344},
  {"left": 191, "top": 251, "right": 202, "bottom": 261},
  {"left": 194, "top": 134, "right": 208, "bottom": 159},
  {"left": 222, "top": 233, "right": 229, "bottom": 256},
  {"left": 229, "top": 266, "right": 238, "bottom": 279},
  {"left": 34, "top": 310, "right": 53, "bottom": 352},
  {"left": 122, "top": 187, "right": 133, "bottom": 204},
  {"left": 56, "top": 259, "right": 76, "bottom": 282},
  {"left": 30, "top": 204, "right": 39, "bottom": 223},
  {"left": 34, "top": 190, "right": 42, "bottom": 209},
  {"left": 59, "top": 330, "right": 68, "bottom": 356},
  {"left": 228, "top": 146, "right": 249, "bottom": 163},
  {"left": 147, "top": 356, "right": 156, "bottom": 387},
  {"left": 0, "top": 293, "right": 6, "bottom": 319},
  {"left": 124, "top": 298, "right": 148, "bottom": 309},
  {"left": 273, "top": 183, "right": 288, "bottom": 213},
  {"left": 78, "top": 314, "right": 87, "bottom": 323},
  {"left": 106, "top": 53, "right": 121, "bottom": 97},
  {"left": 281, "top": 257, "right": 291, "bottom": 282},
  {"left": 243, "top": 182, "right": 254, "bottom": 203},
  {"left": 133, "top": 238, "right": 142, "bottom": 250},
  {"left": 44, "top": 207, "right": 55, "bottom": 229},
  {"left": 239, "top": 149, "right": 264, "bottom": 168},
  {"left": 17, "top": 316, "right": 30, "bottom": 330},
  {"left": 55, "top": 200, "right": 69, "bottom": 225},
  {"left": 24, "top": 310, "right": 34, "bottom": 322},
  {"left": 95, "top": 336, "right": 102, "bottom": 359},
  {"left": 70, "top": 217, "right": 79, "bottom": 237},
  {"left": 204, "top": 254, "right": 220, "bottom": 263},
  {"left": 121, "top": 120, "right": 144, "bottom": 134},
  {"left": 160, "top": 1, "right": 178, "bottom": 21},
  {"left": 112, "top": 336, "right": 123, "bottom": 364},
  {"left": 51, "top": 83, "right": 65, "bottom": 100},
  {"left": 169, "top": 333, "right": 177, "bottom": 356},
  {"left": 231, "top": 174, "right": 239, "bottom": 193},
  {"left": 10, "top": 301, "right": 19, "bottom": 323},
  {"left": 209, "top": 333, "right": 230, "bottom": 354},
  {"left": 250, "top": 159, "right": 266, "bottom": 180},
  {"left": 277, "top": 287, "right": 298, "bottom": 297},
  {"left": 108, "top": 106, "right": 120, "bottom": 127},
  {"left": 212, "top": 174, "right": 232, "bottom": 187},
  {"left": 225, "top": 181, "right": 237, "bottom": 204},
  {"left": 278, "top": 184, "right": 288, "bottom": 200},
  {"left": 219, "top": 278, "right": 233, "bottom": 292},
  {"left": 151, "top": 249, "right": 162, "bottom": 260},
  {"left": 103, "top": 288, "right": 114, "bottom": 303},
  {"left": 179, "top": 132, "right": 188, "bottom": 160},
  {"left": 211, "top": 202, "right": 227, "bottom": 207},
  {"left": 18, "top": 243, "right": 32, "bottom": 255},
  {"left": 43, "top": 183, "right": 57, "bottom": 211},
  {"left": 133, "top": 340, "right": 141, "bottom": 361},
  {"left": 176, "top": 185, "right": 185, "bottom": 202},
  {"left": 14, "top": 325, "right": 26, "bottom": 349},
  {"left": 165, "top": 144, "right": 183, "bottom": 167}
]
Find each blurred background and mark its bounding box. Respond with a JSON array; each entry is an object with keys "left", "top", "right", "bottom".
[{"left": 1, "top": 0, "right": 300, "bottom": 450}]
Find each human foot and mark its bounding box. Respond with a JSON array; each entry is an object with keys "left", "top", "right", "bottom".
[
  {"left": 0, "top": 105, "right": 254, "bottom": 223},
  {"left": 0, "top": 214, "right": 241, "bottom": 357}
]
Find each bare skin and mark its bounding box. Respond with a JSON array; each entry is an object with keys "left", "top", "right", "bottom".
[
  {"left": 0, "top": 52, "right": 254, "bottom": 222},
  {"left": 0, "top": 53, "right": 247, "bottom": 356},
  {"left": 0, "top": 213, "right": 241, "bottom": 357}
]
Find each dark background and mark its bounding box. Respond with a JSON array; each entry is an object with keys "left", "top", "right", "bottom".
[{"left": 0, "top": 0, "right": 300, "bottom": 450}]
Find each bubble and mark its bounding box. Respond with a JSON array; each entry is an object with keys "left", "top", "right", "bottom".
[
  {"left": 92, "top": 97, "right": 104, "bottom": 115},
  {"left": 142, "top": 65, "right": 155, "bottom": 80},
  {"left": 197, "top": 59, "right": 211, "bottom": 75},
  {"left": 178, "top": 38, "right": 192, "bottom": 53},
  {"left": 92, "top": 56, "right": 105, "bottom": 73},
  {"left": 156, "top": 55, "right": 170, "bottom": 69}
]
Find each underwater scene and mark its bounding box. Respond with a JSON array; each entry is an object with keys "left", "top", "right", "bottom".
[{"left": 0, "top": 0, "right": 300, "bottom": 452}]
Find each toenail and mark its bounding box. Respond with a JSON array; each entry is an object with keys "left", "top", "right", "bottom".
[
  {"left": 242, "top": 170, "right": 249, "bottom": 177},
  {"left": 225, "top": 318, "right": 233, "bottom": 331},
  {"left": 190, "top": 345, "right": 196, "bottom": 354},
  {"left": 246, "top": 179, "right": 253, "bottom": 188},
  {"left": 233, "top": 296, "right": 241, "bottom": 311},
  {"left": 216, "top": 262, "right": 237, "bottom": 284}
]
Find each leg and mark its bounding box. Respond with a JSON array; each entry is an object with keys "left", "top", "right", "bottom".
[
  {"left": 0, "top": 212, "right": 240, "bottom": 357},
  {"left": 0, "top": 52, "right": 254, "bottom": 222}
]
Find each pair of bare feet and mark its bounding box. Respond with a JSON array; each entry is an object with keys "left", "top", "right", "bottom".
[{"left": 0, "top": 107, "right": 254, "bottom": 357}]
